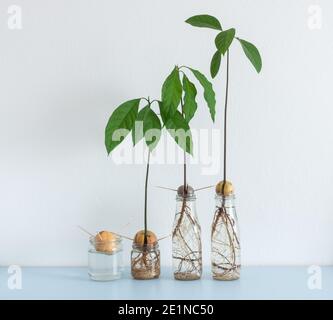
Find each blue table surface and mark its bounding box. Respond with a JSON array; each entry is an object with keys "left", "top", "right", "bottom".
[{"left": 0, "top": 266, "right": 332, "bottom": 300}]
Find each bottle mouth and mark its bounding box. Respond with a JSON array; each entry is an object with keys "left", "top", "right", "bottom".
[
  {"left": 176, "top": 194, "right": 196, "bottom": 201},
  {"left": 89, "top": 235, "right": 122, "bottom": 246},
  {"left": 215, "top": 193, "right": 235, "bottom": 200},
  {"left": 132, "top": 241, "right": 159, "bottom": 250}
]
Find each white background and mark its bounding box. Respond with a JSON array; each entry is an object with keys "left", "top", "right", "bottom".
[{"left": 0, "top": 0, "right": 332, "bottom": 267}]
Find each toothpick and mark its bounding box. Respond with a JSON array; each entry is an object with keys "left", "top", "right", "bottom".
[
  {"left": 77, "top": 225, "right": 94, "bottom": 237},
  {"left": 113, "top": 232, "right": 133, "bottom": 241},
  {"left": 158, "top": 234, "right": 171, "bottom": 241},
  {"left": 155, "top": 186, "right": 177, "bottom": 191},
  {"left": 195, "top": 185, "right": 214, "bottom": 192}
]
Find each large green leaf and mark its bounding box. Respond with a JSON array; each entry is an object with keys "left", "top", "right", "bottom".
[
  {"left": 132, "top": 105, "right": 149, "bottom": 146},
  {"left": 237, "top": 38, "right": 262, "bottom": 73},
  {"left": 165, "top": 111, "right": 193, "bottom": 155},
  {"left": 158, "top": 101, "right": 170, "bottom": 126},
  {"left": 210, "top": 51, "right": 221, "bottom": 78},
  {"left": 185, "top": 14, "right": 222, "bottom": 31},
  {"left": 187, "top": 67, "right": 216, "bottom": 122},
  {"left": 215, "top": 28, "right": 236, "bottom": 55},
  {"left": 105, "top": 98, "right": 140, "bottom": 154},
  {"left": 143, "top": 108, "right": 161, "bottom": 151},
  {"left": 161, "top": 67, "right": 182, "bottom": 118},
  {"left": 182, "top": 74, "right": 197, "bottom": 123}
]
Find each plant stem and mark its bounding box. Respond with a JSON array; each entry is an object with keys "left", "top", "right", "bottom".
[
  {"left": 180, "top": 98, "right": 187, "bottom": 193},
  {"left": 144, "top": 151, "right": 150, "bottom": 245},
  {"left": 223, "top": 50, "right": 230, "bottom": 188}
]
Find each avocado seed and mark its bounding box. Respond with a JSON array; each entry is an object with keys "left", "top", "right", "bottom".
[
  {"left": 94, "top": 230, "right": 118, "bottom": 253},
  {"left": 133, "top": 230, "right": 157, "bottom": 246},
  {"left": 215, "top": 180, "right": 234, "bottom": 196}
]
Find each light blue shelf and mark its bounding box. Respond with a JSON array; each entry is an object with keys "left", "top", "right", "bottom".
[{"left": 0, "top": 267, "right": 332, "bottom": 300}]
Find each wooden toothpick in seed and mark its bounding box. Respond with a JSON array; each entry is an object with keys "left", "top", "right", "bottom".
[
  {"left": 158, "top": 234, "right": 171, "bottom": 241},
  {"left": 77, "top": 225, "right": 94, "bottom": 237},
  {"left": 194, "top": 185, "right": 214, "bottom": 192},
  {"left": 155, "top": 186, "right": 177, "bottom": 191}
]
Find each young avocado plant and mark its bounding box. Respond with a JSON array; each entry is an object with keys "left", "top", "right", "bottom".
[
  {"left": 159, "top": 65, "right": 216, "bottom": 280},
  {"left": 160, "top": 65, "right": 216, "bottom": 192},
  {"left": 105, "top": 96, "right": 162, "bottom": 279},
  {"left": 185, "top": 14, "right": 262, "bottom": 194},
  {"left": 186, "top": 14, "right": 262, "bottom": 280}
]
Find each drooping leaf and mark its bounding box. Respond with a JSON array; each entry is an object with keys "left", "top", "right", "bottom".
[
  {"left": 187, "top": 67, "right": 216, "bottom": 122},
  {"left": 143, "top": 108, "right": 161, "bottom": 151},
  {"left": 182, "top": 74, "right": 197, "bottom": 123},
  {"left": 161, "top": 67, "right": 182, "bottom": 117},
  {"left": 185, "top": 14, "right": 222, "bottom": 31},
  {"left": 210, "top": 51, "right": 221, "bottom": 78},
  {"left": 158, "top": 101, "right": 170, "bottom": 126},
  {"left": 132, "top": 105, "right": 149, "bottom": 145},
  {"left": 165, "top": 111, "right": 193, "bottom": 155},
  {"left": 215, "top": 28, "right": 236, "bottom": 55},
  {"left": 237, "top": 38, "right": 262, "bottom": 73},
  {"left": 105, "top": 98, "right": 140, "bottom": 154}
]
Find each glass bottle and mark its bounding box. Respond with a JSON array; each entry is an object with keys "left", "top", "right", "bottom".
[
  {"left": 88, "top": 235, "right": 123, "bottom": 281},
  {"left": 211, "top": 193, "right": 241, "bottom": 280},
  {"left": 131, "top": 242, "right": 160, "bottom": 280},
  {"left": 172, "top": 185, "right": 202, "bottom": 280}
]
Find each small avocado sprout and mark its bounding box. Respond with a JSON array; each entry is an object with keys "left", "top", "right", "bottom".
[{"left": 105, "top": 96, "right": 162, "bottom": 250}]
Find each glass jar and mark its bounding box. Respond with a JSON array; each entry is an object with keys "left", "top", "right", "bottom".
[
  {"left": 88, "top": 236, "right": 123, "bottom": 281},
  {"left": 211, "top": 194, "right": 241, "bottom": 280},
  {"left": 172, "top": 186, "right": 202, "bottom": 280},
  {"left": 131, "top": 242, "right": 160, "bottom": 280}
]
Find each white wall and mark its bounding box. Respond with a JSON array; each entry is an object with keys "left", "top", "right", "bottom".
[{"left": 0, "top": 0, "right": 332, "bottom": 266}]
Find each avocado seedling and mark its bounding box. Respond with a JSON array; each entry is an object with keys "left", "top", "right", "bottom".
[{"left": 186, "top": 14, "right": 262, "bottom": 279}]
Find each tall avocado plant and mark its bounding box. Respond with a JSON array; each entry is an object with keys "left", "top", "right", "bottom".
[
  {"left": 185, "top": 14, "right": 262, "bottom": 192},
  {"left": 186, "top": 14, "right": 262, "bottom": 280},
  {"left": 159, "top": 65, "right": 216, "bottom": 192},
  {"left": 105, "top": 97, "right": 162, "bottom": 245}
]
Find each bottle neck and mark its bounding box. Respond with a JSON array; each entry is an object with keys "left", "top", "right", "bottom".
[
  {"left": 215, "top": 194, "right": 235, "bottom": 208},
  {"left": 175, "top": 195, "right": 197, "bottom": 216}
]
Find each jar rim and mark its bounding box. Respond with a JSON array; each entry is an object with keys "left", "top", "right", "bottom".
[
  {"left": 215, "top": 194, "right": 235, "bottom": 200},
  {"left": 132, "top": 241, "right": 159, "bottom": 250},
  {"left": 176, "top": 195, "right": 196, "bottom": 201},
  {"left": 89, "top": 235, "right": 122, "bottom": 245}
]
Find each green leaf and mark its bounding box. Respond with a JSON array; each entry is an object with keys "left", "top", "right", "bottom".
[
  {"left": 237, "top": 38, "right": 262, "bottom": 73},
  {"left": 185, "top": 14, "right": 222, "bottom": 31},
  {"left": 182, "top": 74, "right": 197, "bottom": 123},
  {"left": 215, "top": 28, "right": 236, "bottom": 55},
  {"left": 210, "top": 51, "right": 221, "bottom": 78},
  {"left": 161, "top": 67, "right": 182, "bottom": 117},
  {"left": 166, "top": 111, "right": 193, "bottom": 155},
  {"left": 187, "top": 67, "right": 216, "bottom": 122},
  {"left": 105, "top": 98, "right": 140, "bottom": 154},
  {"left": 158, "top": 101, "right": 170, "bottom": 126},
  {"left": 132, "top": 105, "right": 149, "bottom": 146},
  {"left": 143, "top": 108, "right": 161, "bottom": 151}
]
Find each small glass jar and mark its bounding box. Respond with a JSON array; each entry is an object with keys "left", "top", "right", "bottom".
[
  {"left": 131, "top": 242, "right": 160, "bottom": 280},
  {"left": 172, "top": 186, "right": 202, "bottom": 280},
  {"left": 211, "top": 194, "right": 241, "bottom": 280},
  {"left": 88, "top": 236, "right": 123, "bottom": 281}
]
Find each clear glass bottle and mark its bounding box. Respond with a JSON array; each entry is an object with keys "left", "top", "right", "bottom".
[
  {"left": 131, "top": 242, "right": 160, "bottom": 280},
  {"left": 88, "top": 236, "right": 123, "bottom": 281},
  {"left": 211, "top": 193, "right": 241, "bottom": 280},
  {"left": 172, "top": 186, "right": 202, "bottom": 280}
]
